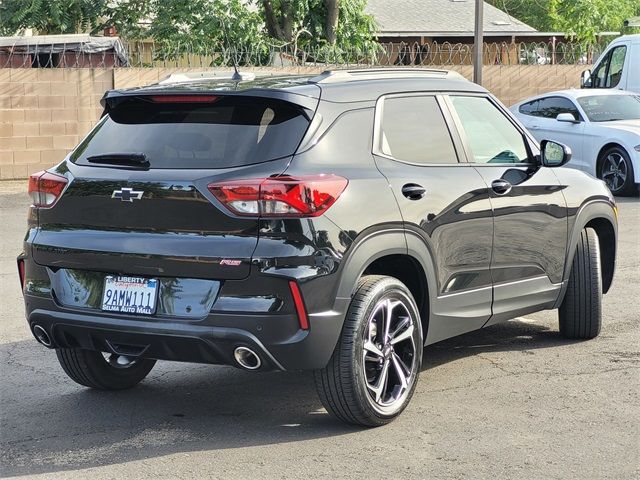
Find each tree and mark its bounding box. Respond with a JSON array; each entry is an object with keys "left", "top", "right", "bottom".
[
  {"left": 259, "top": 0, "right": 377, "bottom": 51},
  {"left": 549, "top": 0, "right": 640, "bottom": 44},
  {"left": 0, "top": 0, "right": 106, "bottom": 35},
  {"left": 102, "top": 0, "right": 269, "bottom": 63},
  {"left": 487, "top": 0, "right": 554, "bottom": 32},
  {"left": 488, "top": 0, "right": 640, "bottom": 44}
]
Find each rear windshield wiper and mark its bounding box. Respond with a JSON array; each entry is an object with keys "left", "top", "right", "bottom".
[{"left": 87, "top": 153, "right": 150, "bottom": 169}]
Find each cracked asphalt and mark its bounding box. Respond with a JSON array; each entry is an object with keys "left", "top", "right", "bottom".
[{"left": 0, "top": 182, "right": 638, "bottom": 480}]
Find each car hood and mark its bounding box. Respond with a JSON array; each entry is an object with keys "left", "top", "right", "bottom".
[{"left": 597, "top": 119, "right": 640, "bottom": 135}]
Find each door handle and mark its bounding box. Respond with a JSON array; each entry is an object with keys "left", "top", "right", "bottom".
[
  {"left": 529, "top": 124, "right": 540, "bottom": 130},
  {"left": 401, "top": 183, "right": 426, "bottom": 200},
  {"left": 491, "top": 179, "right": 512, "bottom": 195}
]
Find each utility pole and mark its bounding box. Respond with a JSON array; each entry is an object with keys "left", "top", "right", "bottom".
[{"left": 473, "top": 0, "right": 483, "bottom": 85}]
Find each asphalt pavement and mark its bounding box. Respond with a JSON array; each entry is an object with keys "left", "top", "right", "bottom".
[{"left": 0, "top": 181, "right": 638, "bottom": 480}]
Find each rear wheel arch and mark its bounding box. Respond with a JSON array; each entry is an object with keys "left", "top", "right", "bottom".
[
  {"left": 332, "top": 228, "right": 436, "bottom": 343},
  {"left": 363, "top": 254, "right": 430, "bottom": 340}
]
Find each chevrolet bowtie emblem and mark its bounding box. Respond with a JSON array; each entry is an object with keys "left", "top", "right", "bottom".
[{"left": 112, "top": 188, "right": 144, "bottom": 202}]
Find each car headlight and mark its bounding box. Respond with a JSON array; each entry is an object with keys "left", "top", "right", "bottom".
[{"left": 635, "top": 144, "right": 640, "bottom": 152}]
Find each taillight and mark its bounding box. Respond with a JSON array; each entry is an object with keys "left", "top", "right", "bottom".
[
  {"left": 17, "top": 258, "right": 26, "bottom": 290},
  {"left": 208, "top": 174, "right": 348, "bottom": 218},
  {"left": 28, "top": 170, "right": 68, "bottom": 207}
]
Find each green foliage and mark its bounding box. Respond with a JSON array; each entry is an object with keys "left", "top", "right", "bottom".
[
  {"left": 488, "top": 0, "right": 640, "bottom": 44},
  {"left": 260, "top": 0, "right": 379, "bottom": 62},
  {"left": 487, "top": 0, "right": 554, "bottom": 32},
  {"left": 0, "top": 0, "right": 106, "bottom": 35},
  {"left": 150, "top": 0, "right": 267, "bottom": 58},
  {"left": 549, "top": 0, "right": 640, "bottom": 44}
]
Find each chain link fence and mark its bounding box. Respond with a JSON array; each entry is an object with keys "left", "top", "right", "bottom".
[{"left": 0, "top": 39, "right": 604, "bottom": 69}]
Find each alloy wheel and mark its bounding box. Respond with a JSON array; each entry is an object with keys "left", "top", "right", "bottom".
[
  {"left": 362, "top": 296, "right": 418, "bottom": 415},
  {"left": 602, "top": 152, "right": 627, "bottom": 193}
]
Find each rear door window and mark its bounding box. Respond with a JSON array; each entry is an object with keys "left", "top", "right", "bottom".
[
  {"left": 378, "top": 95, "right": 458, "bottom": 165},
  {"left": 71, "top": 96, "right": 311, "bottom": 169}
]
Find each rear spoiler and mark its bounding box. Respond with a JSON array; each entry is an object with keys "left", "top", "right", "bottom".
[{"left": 100, "top": 85, "right": 321, "bottom": 114}]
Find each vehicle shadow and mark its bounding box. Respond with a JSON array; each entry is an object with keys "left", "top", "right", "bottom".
[
  {"left": 421, "top": 316, "right": 576, "bottom": 371},
  {"left": 1, "top": 318, "right": 569, "bottom": 477}
]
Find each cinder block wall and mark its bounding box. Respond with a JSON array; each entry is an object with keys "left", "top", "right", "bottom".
[
  {"left": 0, "top": 69, "right": 112, "bottom": 179},
  {"left": 1, "top": 65, "right": 587, "bottom": 180}
]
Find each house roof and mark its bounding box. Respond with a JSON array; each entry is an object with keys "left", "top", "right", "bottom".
[{"left": 365, "top": 0, "right": 537, "bottom": 37}]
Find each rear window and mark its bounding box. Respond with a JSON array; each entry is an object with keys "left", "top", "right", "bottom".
[{"left": 71, "top": 96, "right": 311, "bottom": 169}]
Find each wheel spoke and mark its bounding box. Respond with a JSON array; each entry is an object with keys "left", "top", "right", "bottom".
[
  {"left": 363, "top": 340, "right": 384, "bottom": 358},
  {"left": 367, "top": 359, "right": 390, "bottom": 403},
  {"left": 391, "top": 353, "right": 409, "bottom": 391},
  {"left": 383, "top": 299, "right": 394, "bottom": 342},
  {"left": 390, "top": 321, "right": 414, "bottom": 345},
  {"left": 602, "top": 170, "right": 615, "bottom": 178}
]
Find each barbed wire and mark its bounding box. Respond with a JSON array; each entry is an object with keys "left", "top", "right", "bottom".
[{"left": 0, "top": 40, "right": 603, "bottom": 68}]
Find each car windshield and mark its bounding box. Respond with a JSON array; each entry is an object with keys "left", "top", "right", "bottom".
[{"left": 577, "top": 94, "right": 640, "bottom": 122}]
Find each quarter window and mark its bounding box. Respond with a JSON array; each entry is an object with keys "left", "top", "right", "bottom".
[
  {"left": 450, "top": 96, "right": 530, "bottom": 164},
  {"left": 379, "top": 96, "right": 458, "bottom": 165}
]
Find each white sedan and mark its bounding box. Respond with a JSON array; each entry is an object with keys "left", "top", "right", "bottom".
[{"left": 511, "top": 89, "right": 640, "bottom": 196}]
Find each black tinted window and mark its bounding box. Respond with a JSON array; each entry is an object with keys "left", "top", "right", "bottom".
[
  {"left": 71, "top": 96, "right": 310, "bottom": 169},
  {"left": 380, "top": 96, "right": 458, "bottom": 165},
  {"left": 536, "top": 97, "right": 581, "bottom": 120},
  {"left": 520, "top": 97, "right": 580, "bottom": 120},
  {"left": 519, "top": 100, "right": 539, "bottom": 116}
]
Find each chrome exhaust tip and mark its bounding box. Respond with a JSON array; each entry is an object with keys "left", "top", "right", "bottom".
[
  {"left": 32, "top": 325, "right": 52, "bottom": 347},
  {"left": 233, "top": 346, "right": 262, "bottom": 370}
]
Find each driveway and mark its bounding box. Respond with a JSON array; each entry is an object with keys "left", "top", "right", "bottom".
[{"left": 1, "top": 182, "right": 638, "bottom": 479}]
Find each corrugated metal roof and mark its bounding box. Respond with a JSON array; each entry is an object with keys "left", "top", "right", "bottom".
[{"left": 365, "top": 0, "right": 537, "bottom": 36}]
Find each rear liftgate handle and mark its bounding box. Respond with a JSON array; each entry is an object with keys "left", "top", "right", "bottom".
[{"left": 402, "top": 183, "right": 426, "bottom": 200}]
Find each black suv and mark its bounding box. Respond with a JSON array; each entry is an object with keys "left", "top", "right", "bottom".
[{"left": 19, "top": 68, "right": 617, "bottom": 426}]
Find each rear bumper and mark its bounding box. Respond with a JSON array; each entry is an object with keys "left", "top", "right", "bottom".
[{"left": 25, "top": 295, "right": 346, "bottom": 371}]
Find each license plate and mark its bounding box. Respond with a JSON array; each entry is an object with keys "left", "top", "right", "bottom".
[{"left": 101, "top": 276, "right": 158, "bottom": 315}]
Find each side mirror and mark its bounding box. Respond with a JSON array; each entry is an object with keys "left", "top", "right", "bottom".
[
  {"left": 581, "top": 69, "right": 592, "bottom": 88},
  {"left": 556, "top": 113, "right": 579, "bottom": 123},
  {"left": 540, "top": 139, "right": 571, "bottom": 167}
]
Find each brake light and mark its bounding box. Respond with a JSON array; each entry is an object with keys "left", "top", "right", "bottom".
[
  {"left": 28, "top": 170, "right": 68, "bottom": 207},
  {"left": 150, "top": 95, "right": 218, "bottom": 103},
  {"left": 289, "top": 281, "right": 309, "bottom": 330},
  {"left": 208, "top": 174, "right": 348, "bottom": 218}
]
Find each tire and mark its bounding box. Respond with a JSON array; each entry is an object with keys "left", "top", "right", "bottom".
[
  {"left": 559, "top": 228, "right": 602, "bottom": 339},
  {"left": 56, "top": 348, "right": 156, "bottom": 390},
  {"left": 598, "top": 146, "right": 636, "bottom": 196},
  {"left": 314, "top": 275, "right": 423, "bottom": 427}
]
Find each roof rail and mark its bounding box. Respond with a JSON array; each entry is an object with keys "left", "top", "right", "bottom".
[
  {"left": 309, "top": 68, "right": 464, "bottom": 84},
  {"left": 159, "top": 71, "right": 256, "bottom": 85}
]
